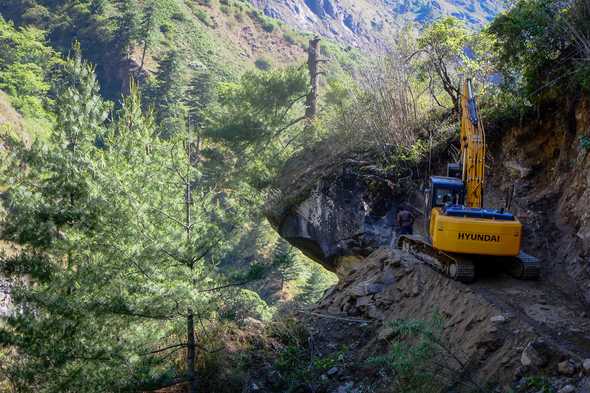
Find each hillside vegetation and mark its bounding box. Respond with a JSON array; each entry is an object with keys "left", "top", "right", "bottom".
[{"left": 0, "top": 0, "right": 589, "bottom": 392}]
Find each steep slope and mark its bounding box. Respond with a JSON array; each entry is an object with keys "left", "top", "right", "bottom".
[
  {"left": 251, "top": 0, "right": 504, "bottom": 49},
  {"left": 303, "top": 247, "right": 590, "bottom": 392}
]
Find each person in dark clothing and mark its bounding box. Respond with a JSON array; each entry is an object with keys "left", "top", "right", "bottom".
[{"left": 396, "top": 207, "right": 415, "bottom": 235}]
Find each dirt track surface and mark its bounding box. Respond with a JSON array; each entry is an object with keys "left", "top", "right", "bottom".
[
  {"left": 303, "top": 247, "right": 590, "bottom": 392},
  {"left": 473, "top": 274, "right": 590, "bottom": 360}
]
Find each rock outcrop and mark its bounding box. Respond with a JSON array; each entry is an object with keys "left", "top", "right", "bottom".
[
  {"left": 250, "top": 0, "right": 504, "bottom": 51},
  {"left": 265, "top": 146, "right": 407, "bottom": 276}
]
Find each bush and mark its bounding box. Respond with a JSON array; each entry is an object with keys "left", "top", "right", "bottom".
[
  {"left": 283, "top": 31, "right": 296, "bottom": 45},
  {"left": 171, "top": 11, "right": 186, "bottom": 21},
  {"left": 368, "top": 315, "right": 482, "bottom": 393},
  {"left": 261, "top": 19, "right": 275, "bottom": 33},
  {"left": 255, "top": 57, "right": 271, "bottom": 71},
  {"left": 195, "top": 9, "right": 213, "bottom": 27}
]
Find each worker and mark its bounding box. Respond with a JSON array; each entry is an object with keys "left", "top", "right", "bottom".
[{"left": 396, "top": 206, "right": 415, "bottom": 235}]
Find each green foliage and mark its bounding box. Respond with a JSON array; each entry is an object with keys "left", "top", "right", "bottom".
[
  {"left": 368, "top": 315, "right": 477, "bottom": 393},
  {"left": 272, "top": 239, "right": 302, "bottom": 289},
  {"left": 0, "top": 17, "right": 61, "bottom": 117},
  {"left": 283, "top": 31, "right": 297, "bottom": 45},
  {"left": 295, "top": 267, "right": 332, "bottom": 304},
  {"left": 519, "top": 376, "right": 554, "bottom": 393},
  {"left": 195, "top": 9, "right": 213, "bottom": 27},
  {"left": 268, "top": 318, "right": 346, "bottom": 392},
  {"left": 114, "top": 0, "right": 141, "bottom": 58},
  {"left": 151, "top": 49, "right": 186, "bottom": 137},
  {"left": 208, "top": 67, "right": 307, "bottom": 147},
  {"left": 255, "top": 57, "right": 272, "bottom": 71},
  {"left": 488, "top": 0, "right": 590, "bottom": 98},
  {"left": 0, "top": 55, "right": 263, "bottom": 392}
]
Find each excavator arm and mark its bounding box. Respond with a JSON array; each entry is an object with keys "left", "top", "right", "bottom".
[{"left": 460, "top": 79, "right": 486, "bottom": 208}]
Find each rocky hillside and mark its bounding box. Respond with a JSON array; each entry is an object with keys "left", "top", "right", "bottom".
[{"left": 251, "top": 0, "right": 504, "bottom": 49}]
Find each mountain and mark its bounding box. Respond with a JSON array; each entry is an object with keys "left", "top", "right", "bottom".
[{"left": 250, "top": 0, "right": 505, "bottom": 49}]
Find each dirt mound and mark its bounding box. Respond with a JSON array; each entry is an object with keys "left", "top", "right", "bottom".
[{"left": 299, "top": 247, "right": 590, "bottom": 392}]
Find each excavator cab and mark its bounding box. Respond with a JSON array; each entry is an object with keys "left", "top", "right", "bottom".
[{"left": 429, "top": 177, "right": 465, "bottom": 208}]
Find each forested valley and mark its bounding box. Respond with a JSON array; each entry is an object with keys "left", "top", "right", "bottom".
[{"left": 0, "top": 0, "right": 589, "bottom": 392}]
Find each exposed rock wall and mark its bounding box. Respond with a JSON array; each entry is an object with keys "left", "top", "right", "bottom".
[
  {"left": 486, "top": 94, "right": 590, "bottom": 305},
  {"left": 250, "top": 0, "right": 503, "bottom": 51}
]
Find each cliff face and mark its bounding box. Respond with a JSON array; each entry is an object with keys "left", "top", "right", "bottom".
[{"left": 486, "top": 94, "right": 590, "bottom": 303}]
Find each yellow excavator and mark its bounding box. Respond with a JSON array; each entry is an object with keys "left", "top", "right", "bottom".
[{"left": 398, "top": 79, "right": 540, "bottom": 282}]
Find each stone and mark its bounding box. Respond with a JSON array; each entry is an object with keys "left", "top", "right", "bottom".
[
  {"left": 521, "top": 341, "right": 548, "bottom": 367},
  {"left": 367, "top": 305, "right": 385, "bottom": 320},
  {"left": 335, "top": 382, "right": 355, "bottom": 393},
  {"left": 378, "top": 327, "right": 394, "bottom": 341},
  {"left": 350, "top": 282, "right": 385, "bottom": 297},
  {"left": 264, "top": 151, "right": 398, "bottom": 276},
  {"left": 355, "top": 296, "right": 371, "bottom": 307},
  {"left": 558, "top": 359, "right": 578, "bottom": 376},
  {"left": 491, "top": 315, "right": 507, "bottom": 323},
  {"left": 243, "top": 317, "right": 264, "bottom": 330},
  {"left": 583, "top": 359, "right": 590, "bottom": 374},
  {"left": 327, "top": 367, "right": 339, "bottom": 376},
  {"left": 558, "top": 385, "right": 575, "bottom": 393}
]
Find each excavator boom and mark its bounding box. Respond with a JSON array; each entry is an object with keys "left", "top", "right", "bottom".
[{"left": 460, "top": 79, "right": 486, "bottom": 208}]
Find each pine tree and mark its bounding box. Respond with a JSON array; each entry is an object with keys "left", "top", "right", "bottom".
[
  {"left": 154, "top": 49, "right": 186, "bottom": 138},
  {"left": 296, "top": 268, "right": 329, "bottom": 304},
  {"left": 272, "top": 238, "right": 301, "bottom": 290},
  {"left": 185, "top": 71, "right": 215, "bottom": 131},
  {"left": 0, "top": 58, "right": 248, "bottom": 392},
  {"left": 114, "top": 0, "right": 141, "bottom": 59},
  {"left": 139, "top": 0, "right": 158, "bottom": 72}
]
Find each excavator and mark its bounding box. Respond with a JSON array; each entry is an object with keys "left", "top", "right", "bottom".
[{"left": 398, "top": 79, "right": 540, "bottom": 283}]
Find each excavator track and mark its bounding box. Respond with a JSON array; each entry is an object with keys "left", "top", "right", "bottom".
[
  {"left": 506, "top": 252, "right": 540, "bottom": 280},
  {"left": 398, "top": 236, "right": 540, "bottom": 283},
  {"left": 398, "top": 235, "right": 475, "bottom": 283}
]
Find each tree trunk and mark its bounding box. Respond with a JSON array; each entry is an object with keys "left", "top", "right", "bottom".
[
  {"left": 305, "top": 37, "right": 321, "bottom": 120},
  {"left": 139, "top": 42, "right": 148, "bottom": 74},
  {"left": 186, "top": 311, "right": 197, "bottom": 393}
]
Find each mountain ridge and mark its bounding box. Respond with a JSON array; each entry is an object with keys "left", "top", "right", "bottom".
[{"left": 250, "top": 0, "right": 505, "bottom": 50}]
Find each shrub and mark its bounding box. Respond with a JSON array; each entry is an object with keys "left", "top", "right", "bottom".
[
  {"left": 255, "top": 57, "right": 271, "bottom": 71},
  {"left": 171, "top": 11, "right": 186, "bottom": 21},
  {"left": 261, "top": 19, "right": 275, "bottom": 33},
  {"left": 368, "top": 315, "right": 482, "bottom": 393},
  {"left": 195, "top": 9, "right": 213, "bottom": 27},
  {"left": 283, "top": 31, "right": 296, "bottom": 45}
]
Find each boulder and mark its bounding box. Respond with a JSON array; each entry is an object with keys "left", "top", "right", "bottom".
[
  {"left": 558, "top": 359, "right": 578, "bottom": 376},
  {"left": 265, "top": 147, "right": 405, "bottom": 277},
  {"left": 558, "top": 385, "right": 576, "bottom": 393},
  {"left": 521, "top": 340, "right": 549, "bottom": 368}
]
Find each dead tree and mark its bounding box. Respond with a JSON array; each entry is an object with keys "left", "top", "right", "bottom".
[{"left": 305, "top": 37, "right": 322, "bottom": 121}]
